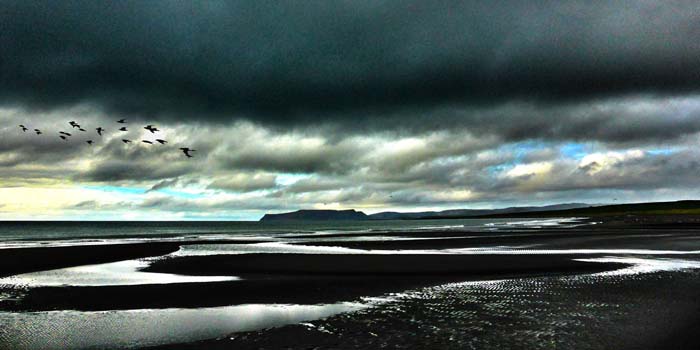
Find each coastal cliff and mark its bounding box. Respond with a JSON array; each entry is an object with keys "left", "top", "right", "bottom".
[{"left": 260, "top": 209, "right": 369, "bottom": 221}]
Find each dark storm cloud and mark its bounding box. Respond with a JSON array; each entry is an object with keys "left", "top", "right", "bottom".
[
  {"left": 2, "top": 0, "right": 700, "bottom": 127},
  {"left": 77, "top": 160, "right": 193, "bottom": 182}
]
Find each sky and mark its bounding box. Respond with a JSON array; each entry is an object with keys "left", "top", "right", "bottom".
[{"left": 2, "top": 1, "right": 700, "bottom": 220}]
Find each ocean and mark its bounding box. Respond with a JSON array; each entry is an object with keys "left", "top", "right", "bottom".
[{"left": 0, "top": 218, "right": 578, "bottom": 246}]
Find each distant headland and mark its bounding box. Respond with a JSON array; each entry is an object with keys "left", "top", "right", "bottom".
[
  {"left": 259, "top": 200, "right": 700, "bottom": 221},
  {"left": 259, "top": 203, "right": 589, "bottom": 221},
  {"left": 260, "top": 209, "right": 369, "bottom": 221}
]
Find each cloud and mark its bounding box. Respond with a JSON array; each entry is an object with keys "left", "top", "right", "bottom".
[
  {"left": 505, "top": 162, "right": 553, "bottom": 179},
  {"left": 207, "top": 173, "right": 278, "bottom": 192},
  {"left": 78, "top": 160, "right": 193, "bottom": 182},
  {"left": 2, "top": 1, "right": 700, "bottom": 126},
  {"left": 578, "top": 150, "right": 645, "bottom": 175},
  {"left": 3, "top": 2, "right": 700, "bottom": 219},
  {"left": 146, "top": 178, "right": 181, "bottom": 193}
]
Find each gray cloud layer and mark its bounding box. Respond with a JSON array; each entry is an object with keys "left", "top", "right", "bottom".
[
  {"left": 2, "top": 1, "right": 700, "bottom": 125},
  {"left": 3, "top": 2, "right": 700, "bottom": 218}
]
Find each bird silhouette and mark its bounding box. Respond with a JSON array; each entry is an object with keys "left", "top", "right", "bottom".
[
  {"left": 59, "top": 135, "right": 67, "bottom": 140},
  {"left": 142, "top": 140, "right": 154, "bottom": 144},
  {"left": 69, "top": 121, "right": 80, "bottom": 128},
  {"left": 144, "top": 125, "right": 159, "bottom": 133},
  {"left": 122, "top": 139, "right": 132, "bottom": 144},
  {"left": 86, "top": 140, "right": 93, "bottom": 145},
  {"left": 79, "top": 128, "right": 86, "bottom": 132},
  {"left": 155, "top": 139, "right": 167, "bottom": 144},
  {"left": 179, "top": 147, "right": 195, "bottom": 158},
  {"left": 96, "top": 127, "right": 104, "bottom": 135},
  {"left": 19, "top": 125, "right": 28, "bottom": 132},
  {"left": 59, "top": 131, "right": 72, "bottom": 136},
  {"left": 34, "top": 129, "right": 42, "bottom": 135},
  {"left": 117, "top": 119, "right": 127, "bottom": 123},
  {"left": 119, "top": 127, "right": 127, "bottom": 131}
]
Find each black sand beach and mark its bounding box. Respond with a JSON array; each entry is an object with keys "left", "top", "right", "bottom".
[{"left": 3, "top": 216, "right": 700, "bottom": 349}]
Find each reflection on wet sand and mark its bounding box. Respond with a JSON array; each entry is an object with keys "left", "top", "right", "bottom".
[
  {"left": 174, "top": 257, "right": 700, "bottom": 350},
  {"left": 0, "top": 259, "right": 238, "bottom": 287},
  {"left": 0, "top": 302, "right": 366, "bottom": 350}
]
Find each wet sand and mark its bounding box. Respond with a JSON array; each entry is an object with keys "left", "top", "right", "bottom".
[
  {"left": 1, "top": 254, "right": 622, "bottom": 312},
  {"left": 143, "top": 253, "right": 620, "bottom": 275},
  {"left": 0, "top": 243, "right": 181, "bottom": 278},
  {"left": 0, "top": 239, "right": 268, "bottom": 277},
  {"left": 3, "top": 216, "right": 700, "bottom": 349},
  {"left": 148, "top": 268, "right": 700, "bottom": 350}
]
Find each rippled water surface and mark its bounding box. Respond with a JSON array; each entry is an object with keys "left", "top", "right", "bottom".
[{"left": 226, "top": 259, "right": 700, "bottom": 350}]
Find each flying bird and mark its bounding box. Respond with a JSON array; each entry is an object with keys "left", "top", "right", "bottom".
[
  {"left": 142, "top": 140, "right": 153, "bottom": 144},
  {"left": 34, "top": 129, "right": 42, "bottom": 135},
  {"left": 59, "top": 131, "right": 72, "bottom": 136},
  {"left": 179, "top": 147, "right": 195, "bottom": 158},
  {"left": 117, "top": 119, "right": 127, "bottom": 123},
  {"left": 86, "top": 140, "right": 94, "bottom": 145},
  {"left": 96, "top": 127, "right": 104, "bottom": 135},
  {"left": 144, "top": 125, "right": 159, "bottom": 133},
  {"left": 19, "top": 125, "right": 28, "bottom": 132},
  {"left": 69, "top": 121, "right": 80, "bottom": 128},
  {"left": 122, "top": 139, "right": 132, "bottom": 144},
  {"left": 59, "top": 135, "right": 67, "bottom": 140},
  {"left": 119, "top": 127, "right": 128, "bottom": 131},
  {"left": 155, "top": 139, "right": 167, "bottom": 144},
  {"left": 79, "top": 128, "right": 86, "bottom": 132}
]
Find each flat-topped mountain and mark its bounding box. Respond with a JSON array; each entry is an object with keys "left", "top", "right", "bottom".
[
  {"left": 259, "top": 203, "right": 591, "bottom": 221},
  {"left": 260, "top": 209, "right": 369, "bottom": 221}
]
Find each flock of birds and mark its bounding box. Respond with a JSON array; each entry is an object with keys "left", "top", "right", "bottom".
[{"left": 18, "top": 119, "right": 196, "bottom": 157}]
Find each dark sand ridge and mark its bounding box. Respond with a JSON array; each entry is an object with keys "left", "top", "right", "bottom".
[
  {"left": 0, "top": 239, "right": 270, "bottom": 278},
  {"left": 143, "top": 253, "right": 624, "bottom": 276}
]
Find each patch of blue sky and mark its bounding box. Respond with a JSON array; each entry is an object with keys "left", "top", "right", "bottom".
[
  {"left": 485, "top": 163, "right": 512, "bottom": 175},
  {"left": 485, "top": 140, "right": 552, "bottom": 175},
  {"left": 646, "top": 147, "right": 678, "bottom": 156},
  {"left": 559, "top": 142, "right": 590, "bottom": 160},
  {"left": 499, "top": 140, "right": 548, "bottom": 159},
  {"left": 83, "top": 185, "right": 207, "bottom": 199},
  {"left": 83, "top": 185, "right": 146, "bottom": 194}
]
